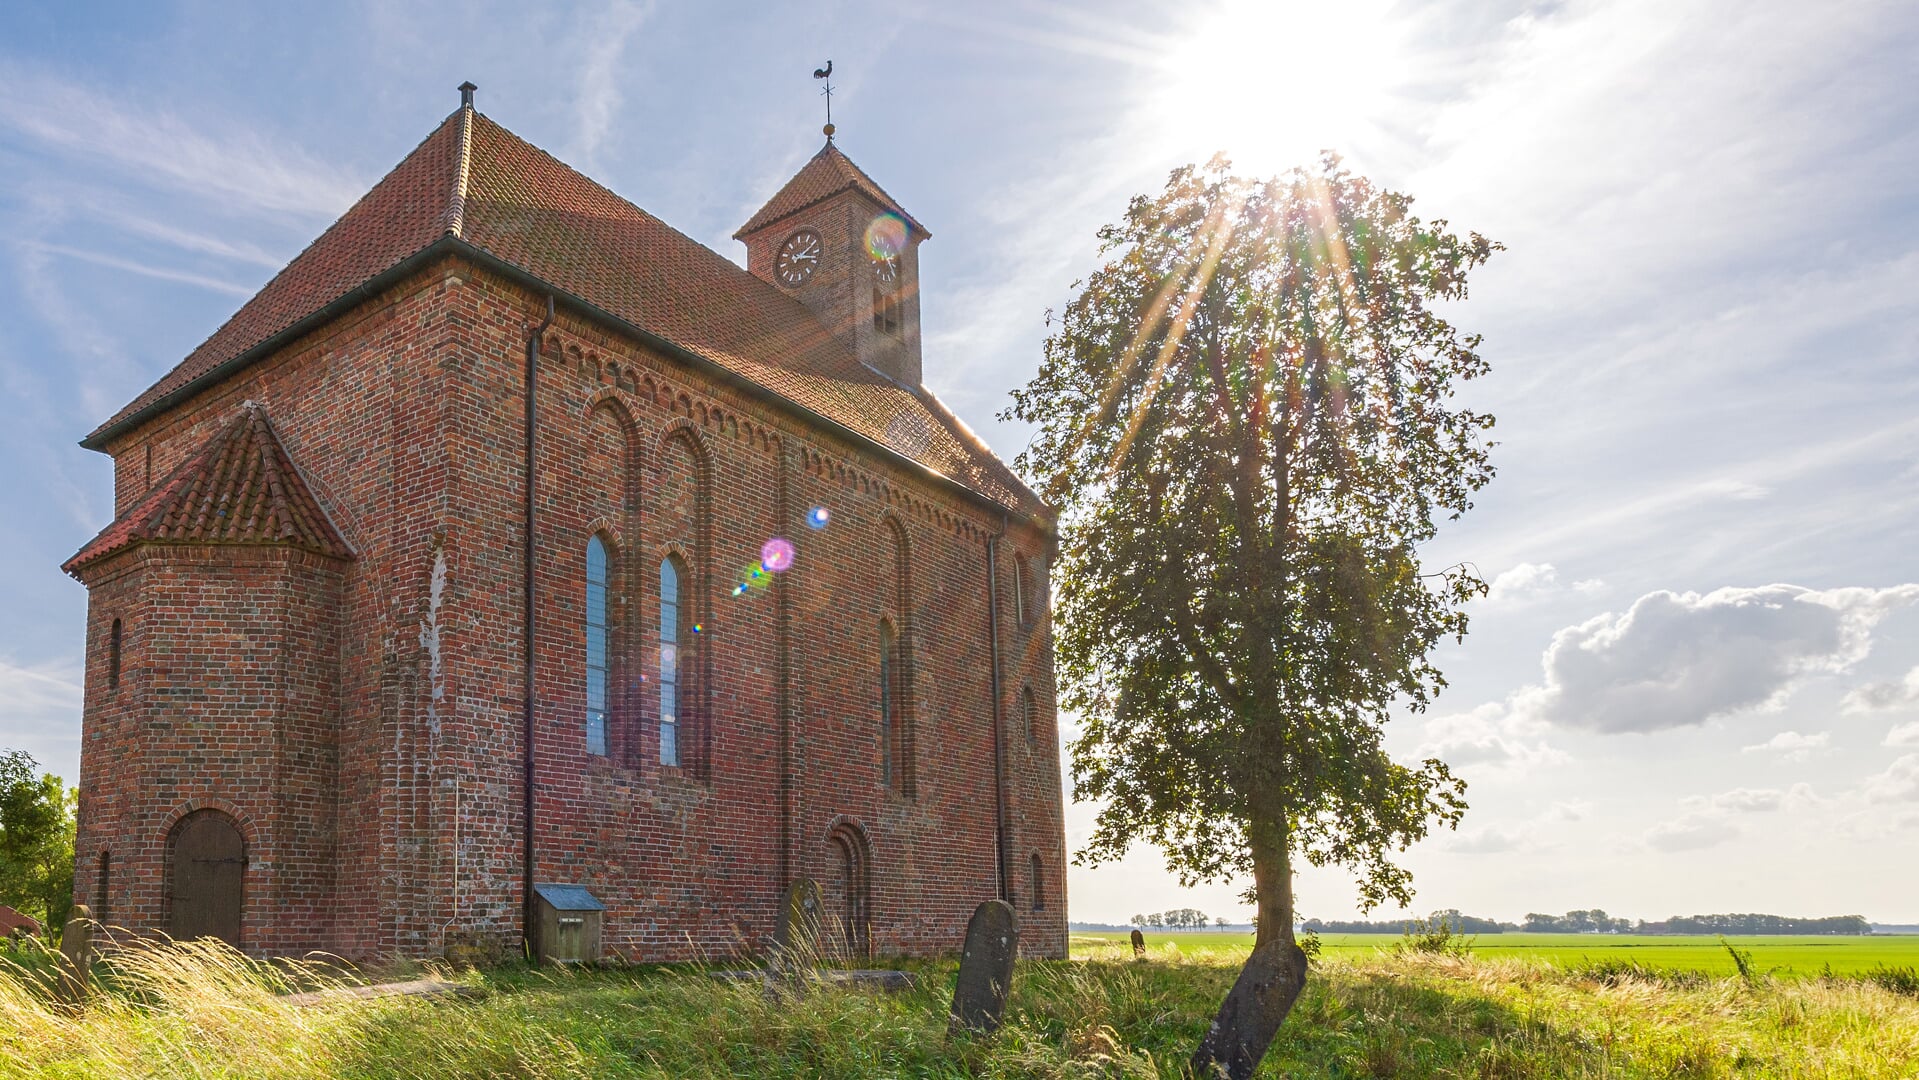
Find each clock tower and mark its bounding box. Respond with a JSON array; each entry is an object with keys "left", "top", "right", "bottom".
[{"left": 736, "top": 140, "right": 929, "bottom": 387}]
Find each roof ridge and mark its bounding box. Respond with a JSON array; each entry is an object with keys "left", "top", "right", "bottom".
[{"left": 443, "top": 104, "right": 473, "bottom": 238}]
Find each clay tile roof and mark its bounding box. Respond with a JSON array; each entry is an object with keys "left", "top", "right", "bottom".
[
  {"left": 85, "top": 108, "right": 1041, "bottom": 519},
  {"left": 734, "top": 140, "right": 928, "bottom": 239},
  {"left": 64, "top": 402, "right": 352, "bottom": 575},
  {"left": 0, "top": 905, "right": 40, "bottom": 937}
]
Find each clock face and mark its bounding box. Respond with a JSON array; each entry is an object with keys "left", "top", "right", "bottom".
[
  {"left": 775, "top": 229, "right": 823, "bottom": 287},
  {"left": 873, "top": 253, "right": 901, "bottom": 290}
]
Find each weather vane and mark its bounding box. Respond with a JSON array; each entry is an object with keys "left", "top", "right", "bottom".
[{"left": 813, "top": 60, "right": 835, "bottom": 140}]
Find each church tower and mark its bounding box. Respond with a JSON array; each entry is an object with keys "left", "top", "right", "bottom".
[{"left": 736, "top": 140, "right": 930, "bottom": 386}]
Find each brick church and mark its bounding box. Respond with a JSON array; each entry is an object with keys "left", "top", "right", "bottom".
[{"left": 62, "top": 86, "right": 1064, "bottom": 961}]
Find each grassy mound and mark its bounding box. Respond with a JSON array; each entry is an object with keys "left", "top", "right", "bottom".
[{"left": 3, "top": 935, "right": 1917, "bottom": 1077}]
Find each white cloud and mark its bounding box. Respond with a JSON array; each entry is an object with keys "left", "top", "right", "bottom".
[
  {"left": 1416, "top": 702, "right": 1565, "bottom": 771},
  {"left": 1445, "top": 823, "right": 1550, "bottom": 855},
  {"left": 1863, "top": 755, "right": 1919, "bottom": 804},
  {"left": 1484, "top": 562, "right": 1604, "bottom": 605},
  {"left": 1741, "top": 730, "right": 1831, "bottom": 760},
  {"left": 1544, "top": 800, "right": 1591, "bottom": 823},
  {"left": 1886, "top": 721, "right": 1919, "bottom": 748},
  {"left": 1842, "top": 666, "right": 1919, "bottom": 713},
  {"left": 1644, "top": 811, "right": 1740, "bottom": 852},
  {"left": 1521, "top": 584, "right": 1919, "bottom": 734},
  {"left": 568, "top": 0, "right": 654, "bottom": 170}
]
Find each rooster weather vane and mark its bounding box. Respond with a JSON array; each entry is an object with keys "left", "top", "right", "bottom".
[{"left": 814, "top": 60, "right": 836, "bottom": 140}]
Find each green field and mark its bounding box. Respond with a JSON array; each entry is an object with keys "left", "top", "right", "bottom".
[{"left": 1076, "top": 930, "right": 1919, "bottom": 977}]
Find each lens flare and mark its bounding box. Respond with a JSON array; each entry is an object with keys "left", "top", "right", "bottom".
[
  {"left": 760, "top": 537, "right": 796, "bottom": 573},
  {"left": 864, "top": 214, "right": 907, "bottom": 260},
  {"left": 806, "top": 506, "right": 831, "bottom": 530},
  {"left": 692, "top": 623, "right": 703, "bottom": 634}
]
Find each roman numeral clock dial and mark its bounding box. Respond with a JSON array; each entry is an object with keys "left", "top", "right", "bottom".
[{"left": 775, "top": 228, "right": 823, "bottom": 287}]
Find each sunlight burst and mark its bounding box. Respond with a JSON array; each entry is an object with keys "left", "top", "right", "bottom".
[{"left": 1155, "top": 0, "right": 1409, "bottom": 176}]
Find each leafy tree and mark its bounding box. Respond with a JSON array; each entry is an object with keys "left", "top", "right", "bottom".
[
  {"left": 1009, "top": 155, "right": 1496, "bottom": 1076},
  {"left": 0, "top": 750, "right": 76, "bottom": 931},
  {"left": 1130, "top": 913, "right": 1147, "bottom": 928}
]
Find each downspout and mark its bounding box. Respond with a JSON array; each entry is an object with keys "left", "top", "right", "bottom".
[
  {"left": 986, "top": 514, "right": 1011, "bottom": 903},
  {"left": 522, "top": 294, "right": 555, "bottom": 961}
]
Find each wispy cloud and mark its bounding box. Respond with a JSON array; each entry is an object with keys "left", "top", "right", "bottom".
[
  {"left": 568, "top": 0, "right": 654, "bottom": 171},
  {"left": 20, "top": 241, "right": 255, "bottom": 297},
  {"left": 0, "top": 62, "right": 363, "bottom": 217},
  {"left": 1742, "top": 731, "right": 1830, "bottom": 761}
]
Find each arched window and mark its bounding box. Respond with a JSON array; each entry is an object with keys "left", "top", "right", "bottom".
[
  {"left": 659, "top": 555, "right": 683, "bottom": 767},
  {"left": 585, "top": 537, "right": 610, "bottom": 757},
  {"left": 879, "top": 620, "right": 898, "bottom": 790},
  {"left": 1030, "top": 853, "right": 1046, "bottom": 912},
  {"left": 1022, "top": 685, "right": 1038, "bottom": 745},
  {"left": 108, "top": 618, "right": 123, "bottom": 689}
]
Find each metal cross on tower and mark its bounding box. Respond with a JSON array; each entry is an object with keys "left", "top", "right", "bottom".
[{"left": 813, "top": 60, "right": 835, "bottom": 140}]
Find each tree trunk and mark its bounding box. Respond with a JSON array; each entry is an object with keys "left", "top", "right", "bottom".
[{"left": 1190, "top": 811, "right": 1307, "bottom": 1079}]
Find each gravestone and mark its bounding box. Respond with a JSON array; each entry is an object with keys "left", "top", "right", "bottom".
[
  {"left": 948, "top": 899, "right": 1018, "bottom": 1035},
  {"left": 772, "top": 878, "right": 824, "bottom": 973},
  {"left": 57, "top": 904, "right": 94, "bottom": 1003},
  {"left": 1131, "top": 928, "right": 1146, "bottom": 959}
]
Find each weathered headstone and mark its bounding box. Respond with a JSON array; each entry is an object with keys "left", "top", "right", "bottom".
[
  {"left": 1131, "top": 927, "right": 1146, "bottom": 959},
  {"left": 948, "top": 899, "right": 1018, "bottom": 1036},
  {"left": 57, "top": 904, "right": 95, "bottom": 1003},
  {"left": 1189, "top": 939, "right": 1309, "bottom": 1080},
  {"left": 771, "top": 878, "right": 824, "bottom": 974}
]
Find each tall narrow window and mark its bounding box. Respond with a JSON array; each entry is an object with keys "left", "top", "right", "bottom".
[
  {"left": 1012, "top": 555, "right": 1028, "bottom": 627},
  {"left": 1030, "top": 853, "right": 1046, "bottom": 911},
  {"left": 1023, "top": 686, "right": 1037, "bottom": 745},
  {"left": 659, "top": 556, "right": 683, "bottom": 767},
  {"left": 108, "top": 618, "right": 123, "bottom": 689},
  {"left": 95, "top": 851, "right": 111, "bottom": 922},
  {"left": 879, "top": 620, "right": 898, "bottom": 790},
  {"left": 585, "top": 537, "right": 610, "bottom": 757}
]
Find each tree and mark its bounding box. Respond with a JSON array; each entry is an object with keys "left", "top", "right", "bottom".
[
  {"left": 1130, "top": 913, "right": 1147, "bottom": 928},
  {"left": 1009, "top": 155, "right": 1496, "bottom": 1077},
  {"left": 1216, "top": 916, "right": 1228, "bottom": 931},
  {"left": 0, "top": 750, "right": 76, "bottom": 931}
]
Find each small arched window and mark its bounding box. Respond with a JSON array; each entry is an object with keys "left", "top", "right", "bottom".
[
  {"left": 1030, "top": 853, "right": 1046, "bottom": 912},
  {"left": 108, "top": 618, "right": 124, "bottom": 689},
  {"left": 879, "top": 620, "right": 898, "bottom": 791},
  {"left": 1022, "top": 686, "right": 1038, "bottom": 745},
  {"left": 585, "top": 537, "right": 610, "bottom": 757},
  {"left": 659, "top": 555, "right": 683, "bottom": 767}
]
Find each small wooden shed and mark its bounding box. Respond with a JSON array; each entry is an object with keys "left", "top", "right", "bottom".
[{"left": 532, "top": 884, "right": 605, "bottom": 964}]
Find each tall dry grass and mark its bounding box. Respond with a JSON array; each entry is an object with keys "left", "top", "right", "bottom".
[{"left": 1, "top": 934, "right": 1916, "bottom": 1078}]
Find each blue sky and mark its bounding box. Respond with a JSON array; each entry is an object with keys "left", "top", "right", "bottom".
[{"left": 2, "top": 0, "right": 1916, "bottom": 925}]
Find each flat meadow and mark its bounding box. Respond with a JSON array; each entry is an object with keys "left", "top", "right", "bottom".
[
  {"left": 1078, "top": 930, "right": 1919, "bottom": 978},
  {"left": 3, "top": 933, "right": 1918, "bottom": 1078}
]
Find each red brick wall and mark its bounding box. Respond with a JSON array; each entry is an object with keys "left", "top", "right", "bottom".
[{"left": 74, "top": 256, "right": 1066, "bottom": 960}]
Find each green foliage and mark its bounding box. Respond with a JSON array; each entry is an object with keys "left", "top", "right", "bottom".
[
  {"left": 1864, "top": 965, "right": 1919, "bottom": 998},
  {"left": 0, "top": 750, "right": 75, "bottom": 932},
  {"left": 1395, "top": 913, "right": 1474, "bottom": 958},
  {"left": 1008, "top": 154, "right": 1496, "bottom": 929}
]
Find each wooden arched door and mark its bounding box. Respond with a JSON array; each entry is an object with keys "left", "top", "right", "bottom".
[{"left": 168, "top": 811, "right": 245, "bottom": 947}]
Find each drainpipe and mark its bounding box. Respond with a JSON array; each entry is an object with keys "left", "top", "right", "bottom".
[
  {"left": 986, "top": 515, "right": 1011, "bottom": 903},
  {"left": 522, "top": 294, "right": 555, "bottom": 961}
]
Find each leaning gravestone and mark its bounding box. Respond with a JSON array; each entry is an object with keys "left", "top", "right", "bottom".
[
  {"left": 949, "top": 899, "right": 1018, "bottom": 1035},
  {"left": 57, "top": 904, "right": 95, "bottom": 1003},
  {"left": 771, "top": 878, "right": 824, "bottom": 974},
  {"left": 1131, "top": 928, "right": 1146, "bottom": 959}
]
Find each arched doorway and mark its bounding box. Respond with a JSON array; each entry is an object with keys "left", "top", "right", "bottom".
[
  {"left": 168, "top": 810, "right": 245, "bottom": 947},
  {"left": 826, "top": 822, "right": 871, "bottom": 958}
]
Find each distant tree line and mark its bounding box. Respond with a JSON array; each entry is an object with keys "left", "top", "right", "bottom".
[
  {"left": 1129, "top": 908, "right": 1227, "bottom": 930},
  {"left": 1299, "top": 908, "right": 1873, "bottom": 936}
]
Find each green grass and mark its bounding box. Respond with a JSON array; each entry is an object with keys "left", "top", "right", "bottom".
[
  {"left": 3, "top": 935, "right": 1918, "bottom": 1077},
  {"left": 1083, "top": 930, "right": 1919, "bottom": 977}
]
